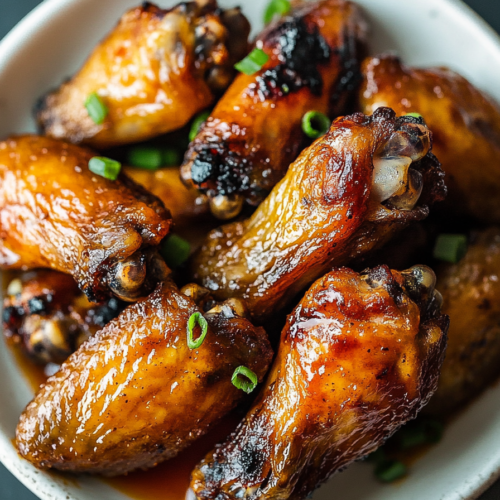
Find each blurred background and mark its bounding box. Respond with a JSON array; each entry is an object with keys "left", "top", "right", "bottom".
[{"left": 0, "top": 0, "right": 500, "bottom": 499}]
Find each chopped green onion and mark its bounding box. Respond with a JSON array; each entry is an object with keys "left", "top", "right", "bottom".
[
  {"left": 375, "top": 460, "right": 407, "bottom": 483},
  {"left": 234, "top": 48, "right": 269, "bottom": 76},
  {"left": 163, "top": 148, "right": 181, "bottom": 166},
  {"left": 84, "top": 92, "right": 108, "bottom": 124},
  {"left": 231, "top": 366, "right": 258, "bottom": 394},
  {"left": 394, "top": 418, "right": 445, "bottom": 450},
  {"left": 264, "top": 0, "right": 291, "bottom": 24},
  {"left": 366, "top": 447, "right": 386, "bottom": 464},
  {"left": 302, "top": 111, "right": 331, "bottom": 139},
  {"left": 433, "top": 234, "right": 467, "bottom": 263},
  {"left": 128, "top": 147, "right": 163, "bottom": 170},
  {"left": 187, "top": 312, "right": 208, "bottom": 349},
  {"left": 189, "top": 111, "right": 211, "bottom": 142},
  {"left": 160, "top": 234, "right": 191, "bottom": 269},
  {"left": 406, "top": 112, "right": 423, "bottom": 119},
  {"left": 88, "top": 157, "right": 121, "bottom": 181}
]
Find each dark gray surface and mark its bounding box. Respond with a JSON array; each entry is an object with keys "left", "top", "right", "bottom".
[{"left": 1, "top": 0, "right": 500, "bottom": 499}]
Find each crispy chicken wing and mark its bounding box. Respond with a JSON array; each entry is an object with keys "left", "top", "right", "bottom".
[
  {"left": 426, "top": 227, "right": 500, "bottom": 415},
  {"left": 190, "top": 265, "right": 449, "bottom": 500},
  {"left": 16, "top": 278, "right": 272, "bottom": 476},
  {"left": 35, "top": 1, "right": 250, "bottom": 149},
  {"left": 181, "top": 0, "right": 368, "bottom": 218},
  {"left": 191, "top": 108, "right": 446, "bottom": 323},
  {"left": 359, "top": 54, "right": 500, "bottom": 222},
  {"left": 0, "top": 135, "right": 171, "bottom": 302}
]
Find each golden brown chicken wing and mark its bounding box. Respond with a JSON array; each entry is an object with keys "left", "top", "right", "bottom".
[
  {"left": 359, "top": 54, "right": 500, "bottom": 223},
  {"left": 35, "top": 1, "right": 250, "bottom": 149},
  {"left": 3, "top": 271, "right": 124, "bottom": 365},
  {"left": 191, "top": 108, "right": 446, "bottom": 323},
  {"left": 425, "top": 227, "right": 500, "bottom": 415},
  {"left": 181, "top": 0, "right": 368, "bottom": 218},
  {"left": 0, "top": 135, "right": 171, "bottom": 302},
  {"left": 15, "top": 278, "right": 273, "bottom": 476},
  {"left": 190, "top": 265, "right": 449, "bottom": 500}
]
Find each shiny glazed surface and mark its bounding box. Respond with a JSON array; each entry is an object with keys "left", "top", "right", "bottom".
[
  {"left": 191, "top": 265, "right": 449, "bottom": 500},
  {"left": 15, "top": 278, "right": 273, "bottom": 476}
]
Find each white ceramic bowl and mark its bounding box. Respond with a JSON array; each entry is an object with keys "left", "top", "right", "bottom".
[{"left": 1, "top": 0, "right": 500, "bottom": 499}]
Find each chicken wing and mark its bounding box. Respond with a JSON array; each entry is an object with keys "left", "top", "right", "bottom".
[
  {"left": 359, "top": 54, "right": 500, "bottom": 223},
  {"left": 425, "top": 227, "right": 500, "bottom": 415},
  {"left": 190, "top": 265, "right": 449, "bottom": 500},
  {"left": 191, "top": 108, "right": 446, "bottom": 323},
  {"left": 181, "top": 0, "right": 368, "bottom": 218},
  {"left": 35, "top": 1, "right": 250, "bottom": 149},
  {"left": 16, "top": 278, "right": 273, "bottom": 476},
  {"left": 0, "top": 135, "right": 171, "bottom": 302}
]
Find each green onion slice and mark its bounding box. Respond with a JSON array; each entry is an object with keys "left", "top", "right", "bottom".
[
  {"left": 128, "top": 147, "right": 163, "bottom": 170},
  {"left": 394, "top": 418, "right": 445, "bottom": 450},
  {"left": 160, "top": 234, "right": 191, "bottom": 269},
  {"left": 187, "top": 312, "right": 208, "bottom": 350},
  {"left": 231, "top": 366, "right": 258, "bottom": 394},
  {"left": 365, "top": 447, "right": 386, "bottom": 464},
  {"left": 163, "top": 148, "right": 181, "bottom": 167},
  {"left": 302, "top": 111, "right": 331, "bottom": 139},
  {"left": 88, "top": 157, "right": 121, "bottom": 181},
  {"left": 374, "top": 460, "right": 407, "bottom": 483},
  {"left": 433, "top": 234, "right": 467, "bottom": 263},
  {"left": 264, "top": 0, "right": 291, "bottom": 24},
  {"left": 234, "top": 48, "right": 270, "bottom": 76},
  {"left": 406, "top": 112, "right": 423, "bottom": 119},
  {"left": 84, "top": 92, "right": 108, "bottom": 125},
  {"left": 189, "top": 111, "right": 211, "bottom": 142}
]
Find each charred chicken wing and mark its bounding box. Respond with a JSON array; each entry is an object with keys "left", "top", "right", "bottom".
[
  {"left": 36, "top": 1, "right": 250, "bottom": 149},
  {"left": 192, "top": 108, "right": 446, "bottom": 323},
  {"left": 181, "top": 0, "right": 368, "bottom": 218},
  {"left": 359, "top": 54, "right": 500, "bottom": 222},
  {"left": 16, "top": 278, "right": 272, "bottom": 476},
  {"left": 190, "top": 265, "right": 449, "bottom": 500},
  {"left": 0, "top": 136, "right": 171, "bottom": 302}
]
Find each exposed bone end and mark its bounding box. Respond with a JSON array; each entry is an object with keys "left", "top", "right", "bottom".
[
  {"left": 181, "top": 283, "right": 211, "bottom": 306},
  {"left": 401, "top": 265, "right": 444, "bottom": 318},
  {"left": 209, "top": 194, "right": 244, "bottom": 220},
  {"left": 206, "top": 298, "right": 249, "bottom": 319}
]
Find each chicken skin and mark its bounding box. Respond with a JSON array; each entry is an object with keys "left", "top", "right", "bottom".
[
  {"left": 35, "top": 1, "right": 250, "bottom": 149},
  {"left": 181, "top": 0, "right": 368, "bottom": 218},
  {"left": 0, "top": 135, "right": 171, "bottom": 302},
  {"left": 426, "top": 227, "right": 500, "bottom": 415},
  {"left": 190, "top": 265, "right": 449, "bottom": 500},
  {"left": 359, "top": 54, "right": 500, "bottom": 223},
  {"left": 191, "top": 108, "right": 446, "bottom": 323},
  {"left": 16, "top": 278, "right": 272, "bottom": 476}
]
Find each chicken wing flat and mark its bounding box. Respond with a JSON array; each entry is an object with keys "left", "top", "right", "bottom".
[
  {"left": 425, "top": 227, "right": 500, "bottom": 415},
  {"left": 3, "top": 271, "right": 124, "bottom": 365},
  {"left": 181, "top": 0, "right": 368, "bottom": 218},
  {"left": 191, "top": 108, "right": 446, "bottom": 323},
  {"left": 190, "top": 265, "right": 449, "bottom": 500},
  {"left": 16, "top": 279, "right": 272, "bottom": 476},
  {"left": 0, "top": 135, "right": 171, "bottom": 302},
  {"left": 35, "top": 1, "right": 250, "bottom": 149},
  {"left": 359, "top": 54, "right": 500, "bottom": 222}
]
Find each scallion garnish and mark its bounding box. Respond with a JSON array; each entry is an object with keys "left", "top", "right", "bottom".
[
  {"left": 375, "top": 460, "right": 407, "bottom": 483},
  {"left": 365, "top": 447, "right": 386, "bottom": 464},
  {"left": 163, "top": 148, "right": 181, "bottom": 166},
  {"left": 128, "top": 147, "right": 163, "bottom": 170},
  {"left": 187, "top": 312, "right": 208, "bottom": 349},
  {"left": 433, "top": 234, "right": 467, "bottom": 263},
  {"left": 160, "top": 234, "right": 191, "bottom": 269},
  {"left": 302, "top": 111, "right": 331, "bottom": 139},
  {"left": 234, "top": 48, "right": 269, "bottom": 76},
  {"left": 88, "top": 157, "right": 121, "bottom": 181},
  {"left": 84, "top": 92, "right": 108, "bottom": 125},
  {"left": 189, "top": 111, "right": 211, "bottom": 142},
  {"left": 406, "top": 112, "right": 423, "bottom": 119},
  {"left": 264, "top": 0, "right": 291, "bottom": 24},
  {"left": 231, "top": 366, "right": 258, "bottom": 394}
]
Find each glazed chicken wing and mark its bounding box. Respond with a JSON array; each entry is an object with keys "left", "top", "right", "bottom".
[
  {"left": 0, "top": 135, "right": 171, "bottom": 302},
  {"left": 16, "top": 278, "right": 272, "bottom": 476},
  {"left": 181, "top": 0, "right": 368, "bottom": 218},
  {"left": 359, "top": 54, "right": 500, "bottom": 222},
  {"left": 192, "top": 108, "right": 446, "bottom": 323},
  {"left": 35, "top": 1, "right": 250, "bottom": 149},
  {"left": 190, "top": 265, "right": 449, "bottom": 500}
]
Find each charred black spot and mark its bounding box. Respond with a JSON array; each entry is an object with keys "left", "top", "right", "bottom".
[
  {"left": 2, "top": 306, "right": 18, "bottom": 326},
  {"left": 90, "top": 297, "right": 125, "bottom": 327},
  {"left": 28, "top": 297, "right": 47, "bottom": 314},
  {"left": 376, "top": 367, "right": 389, "bottom": 380}
]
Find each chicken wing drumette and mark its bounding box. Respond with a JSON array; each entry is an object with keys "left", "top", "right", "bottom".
[
  {"left": 190, "top": 265, "right": 449, "bottom": 500},
  {"left": 0, "top": 135, "right": 171, "bottom": 302},
  {"left": 192, "top": 108, "right": 446, "bottom": 323},
  {"left": 359, "top": 54, "right": 500, "bottom": 223},
  {"left": 16, "top": 279, "right": 272, "bottom": 476},
  {"left": 36, "top": 1, "right": 250, "bottom": 148},
  {"left": 182, "top": 0, "right": 368, "bottom": 218}
]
